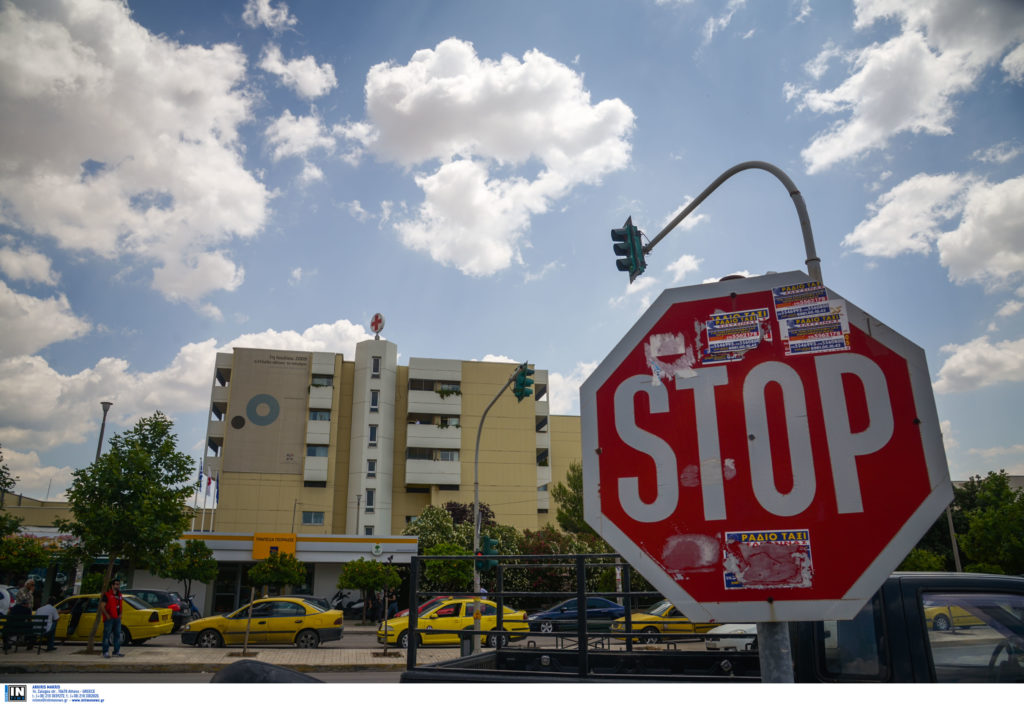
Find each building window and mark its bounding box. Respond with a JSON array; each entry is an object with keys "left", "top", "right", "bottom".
[
  {"left": 407, "top": 447, "right": 432, "bottom": 461},
  {"left": 365, "top": 488, "right": 375, "bottom": 512},
  {"left": 406, "top": 515, "right": 418, "bottom": 524},
  {"left": 438, "top": 381, "right": 460, "bottom": 393},
  {"left": 370, "top": 389, "right": 380, "bottom": 412},
  {"left": 439, "top": 449, "right": 459, "bottom": 462},
  {"left": 405, "top": 487, "right": 429, "bottom": 494},
  {"left": 309, "top": 409, "right": 330, "bottom": 421},
  {"left": 438, "top": 485, "right": 459, "bottom": 491},
  {"left": 306, "top": 445, "right": 329, "bottom": 457},
  {"left": 304, "top": 481, "right": 327, "bottom": 488},
  {"left": 440, "top": 415, "right": 460, "bottom": 428},
  {"left": 371, "top": 356, "right": 381, "bottom": 378},
  {"left": 367, "top": 459, "right": 377, "bottom": 477},
  {"left": 364, "top": 526, "right": 374, "bottom": 536},
  {"left": 302, "top": 511, "right": 325, "bottom": 525},
  {"left": 368, "top": 425, "right": 378, "bottom": 447},
  {"left": 311, "top": 374, "right": 333, "bottom": 387},
  {"left": 409, "top": 378, "right": 433, "bottom": 391},
  {"left": 538, "top": 508, "right": 549, "bottom": 514}
]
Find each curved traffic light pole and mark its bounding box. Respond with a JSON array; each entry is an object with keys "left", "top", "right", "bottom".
[{"left": 640, "top": 160, "right": 824, "bottom": 285}]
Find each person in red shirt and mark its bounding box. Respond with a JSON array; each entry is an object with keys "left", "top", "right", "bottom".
[{"left": 100, "top": 578, "right": 124, "bottom": 658}]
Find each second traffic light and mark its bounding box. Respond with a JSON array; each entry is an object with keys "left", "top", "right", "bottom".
[
  {"left": 512, "top": 363, "right": 534, "bottom": 402},
  {"left": 611, "top": 216, "right": 646, "bottom": 283},
  {"left": 475, "top": 536, "right": 499, "bottom": 571}
]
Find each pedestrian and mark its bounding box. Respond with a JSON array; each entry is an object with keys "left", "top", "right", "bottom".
[
  {"left": 36, "top": 595, "right": 59, "bottom": 651},
  {"left": 100, "top": 578, "right": 125, "bottom": 658},
  {"left": 11, "top": 579, "right": 34, "bottom": 616}
]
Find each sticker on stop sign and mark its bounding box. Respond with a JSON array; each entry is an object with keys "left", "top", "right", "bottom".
[{"left": 581, "top": 271, "right": 951, "bottom": 622}]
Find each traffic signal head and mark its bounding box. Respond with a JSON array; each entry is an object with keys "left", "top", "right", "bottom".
[
  {"left": 610, "top": 216, "right": 646, "bottom": 283},
  {"left": 475, "top": 537, "right": 499, "bottom": 571},
  {"left": 512, "top": 363, "right": 534, "bottom": 402}
]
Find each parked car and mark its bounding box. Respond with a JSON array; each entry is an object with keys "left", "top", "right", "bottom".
[
  {"left": 0, "top": 585, "right": 15, "bottom": 616},
  {"left": 703, "top": 623, "right": 758, "bottom": 652},
  {"left": 527, "top": 596, "right": 625, "bottom": 632},
  {"left": 121, "top": 589, "right": 190, "bottom": 632},
  {"left": 378, "top": 597, "right": 529, "bottom": 648},
  {"left": 923, "top": 603, "right": 985, "bottom": 631},
  {"left": 180, "top": 597, "right": 344, "bottom": 648},
  {"left": 394, "top": 594, "right": 452, "bottom": 619},
  {"left": 288, "top": 594, "right": 332, "bottom": 612},
  {"left": 55, "top": 594, "right": 174, "bottom": 645},
  {"left": 609, "top": 599, "right": 716, "bottom": 643}
]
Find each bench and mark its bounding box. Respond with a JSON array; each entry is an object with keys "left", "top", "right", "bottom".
[{"left": 1, "top": 615, "right": 51, "bottom": 654}]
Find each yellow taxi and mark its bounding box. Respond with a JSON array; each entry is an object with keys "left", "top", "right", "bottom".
[
  {"left": 180, "top": 597, "right": 343, "bottom": 648},
  {"left": 610, "top": 599, "right": 716, "bottom": 644},
  {"left": 924, "top": 604, "right": 984, "bottom": 631},
  {"left": 377, "top": 597, "right": 530, "bottom": 648},
  {"left": 55, "top": 594, "right": 174, "bottom": 645}
]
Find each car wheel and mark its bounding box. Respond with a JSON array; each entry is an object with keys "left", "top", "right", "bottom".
[
  {"left": 933, "top": 614, "right": 951, "bottom": 632},
  {"left": 486, "top": 631, "right": 509, "bottom": 648},
  {"left": 398, "top": 631, "right": 410, "bottom": 648},
  {"left": 295, "top": 629, "right": 320, "bottom": 649},
  {"left": 196, "top": 629, "right": 224, "bottom": 648},
  {"left": 539, "top": 621, "right": 554, "bottom": 633},
  {"left": 641, "top": 627, "right": 660, "bottom": 645},
  {"left": 120, "top": 626, "right": 132, "bottom": 645}
]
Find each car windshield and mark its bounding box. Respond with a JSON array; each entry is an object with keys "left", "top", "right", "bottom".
[
  {"left": 645, "top": 600, "right": 672, "bottom": 616},
  {"left": 122, "top": 595, "right": 151, "bottom": 610}
]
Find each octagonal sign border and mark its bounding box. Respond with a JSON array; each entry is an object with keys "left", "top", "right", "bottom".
[{"left": 580, "top": 271, "right": 952, "bottom": 623}]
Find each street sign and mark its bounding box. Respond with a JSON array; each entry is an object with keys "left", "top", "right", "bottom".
[
  {"left": 371, "top": 313, "right": 385, "bottom": 335},
  {"left": 580, "top": 271, "right": 952, "bottom": 622}
]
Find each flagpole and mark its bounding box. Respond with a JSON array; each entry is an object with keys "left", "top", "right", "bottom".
[
  {"left": 191, "top": 456, "right": 202, "bottom": 531},
  {"left": 200, "top": 472, "right": 209, "bottom": 532},
  {"left": 211, "top": 468, "right": 220, "bottom": 532}
]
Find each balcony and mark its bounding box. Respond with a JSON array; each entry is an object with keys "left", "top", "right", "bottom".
[
  {"left": 211, "top": 385, "right": 229, "bottom": 405},
  {"left": 536, "top": 430, "right": 550, "bottom": 449},
  {"left": 306, "top": 420, "right": 330, "bottom": 445},
  {"left": 207, "top": 418, "right": 225, "bottom": 442},
  {"left": 406, "top": 423, "right": 461, "bottom": 448},
  {"left": 537, "top": 465, "right": 552, "bottom": 487},
  {"left": 304, "top": 456, "right": 328, "bottom": 483},
  {"left": 309, "top": 385, "right": 333, "bottom": 407},
  {"left": 202, "top": 456, "right": 222, "bottom": 476},
  {"left": 406, "top": 458, "right": 461, "bottom": 486},
  {"left": 407, "top": 390, "right": 461, "bottom": 415}
]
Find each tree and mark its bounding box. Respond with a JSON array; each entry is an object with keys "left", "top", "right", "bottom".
[
  {"left": 402, "top": 505, "right": 458, "bottom": 553},
  {"left": 959, "top": 470, "right": 1024, "bottom": 575},
  {"left": 336, "top": 558, "right": 401, "bottom": 623},
  {"left": 549, "top": 461, "right": 595, "bottom": 536},
  {"left": 442, "top": 501, "right": 495, "bottom": 527},
  {"left": 248, "top": 552, "right": 307, "bottom": 595},
  {"left": 156, "top": 539, "right": 219, "bottom": 601},
  {"left": 422, "top": 542, "right": 473, "bottom": 593},
  {"left": 0, "top": 534, "right": 50, "bottom": 584},
  {"left": 898, "top": 547, "right": 947, "bottom": 571},
  {"left": 55, "top": 411, "right": 194, "bottom": 651},
  {"left": 0, "top": 443, "right": 21, "bottom": 537}
]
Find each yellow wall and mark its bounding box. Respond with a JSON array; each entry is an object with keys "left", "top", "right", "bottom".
[{"left": 548, "top": 414, "right": 583, "bottom": 528}]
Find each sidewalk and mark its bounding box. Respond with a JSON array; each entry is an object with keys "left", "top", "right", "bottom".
[{"left": 0, "top": 625, "right": 452, "bottom": 675}]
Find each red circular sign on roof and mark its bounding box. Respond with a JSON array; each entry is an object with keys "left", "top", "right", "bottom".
[
  {"left": 370, "top": 313, "right": 385, "bottom": 334},
  {"left": 580, "top": 271, "right": 951, "bottom": 622}
]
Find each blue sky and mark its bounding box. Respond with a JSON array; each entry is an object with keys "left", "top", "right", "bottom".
[{"left": 1, "top": 0, "right": 1022, "bottom": 502}]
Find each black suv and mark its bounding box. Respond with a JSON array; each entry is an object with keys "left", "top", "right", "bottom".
[{"left": 122, "top": 589, "right": 190, "bottom": 632}]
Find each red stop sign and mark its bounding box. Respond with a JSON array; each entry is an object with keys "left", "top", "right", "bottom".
[{"left": 580, "top": 272, "right": 951, "bottom": 622}]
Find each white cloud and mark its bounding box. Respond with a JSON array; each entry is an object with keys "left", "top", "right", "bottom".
[
  {"left": 524, "top": 261, "right": 560, "bottom": 283},
  {"left": 843, "top": 173, "right": 970, "bottom": 257},
  {"left": 702, "top": 0, "right": 747, "bottom": 46},
  {"left": 933, "top": 335, "right": 1024, "bottom": 393},
  {"left": 1003, "top": 42, "right": 1024, "bottom": 82},
  {"left": 996, "top": 299, "right": 1023, "bottom": 317},
  {"left": 2, "top": 447, "right": 75, "bottom": 501},
  {"left": 972, "top": 141, "right": 1023, "bottom": 164},
  {"left": 0, "top": 244, "right": 58, "bottom": 285},
  {"left": 667, "top": 254, "right": 702, "bottom": 283},
  {"left": 969, "top": 443, "right": 1024, "bottom": 458},
  {"left": 265, "top": 109, "right": 335, "bottom": 161},
  {"left": 289, "top": 267, "right": 303, "bottom": 285},
  {"left": 702, "top": 270, "right": 752, "bottom": 284},
  {"left": 609, "top": 275, "right": 660, "bottom": 310},
  {"left": 549, "top": 361, "right": 598, "bottom": 415},
  {"left": 340, "top": 38, "right": 634, "bottom": 276},
  {"left": 344, "top": 200, "right": 371, "bottom": 223},
  {"left": 658, "top": 198, "right": 709, "bottom": 233},
  {"left": 242, "top": 0, "right": 297, "bottom": 31},
  {"left": 0, "top": 280, "right": 91, "bottom": 356},
  {"left": 940, "top": 419, "right": 957, "bottom": 451},
  {"left": 258, "top": 44, "right": 337, "bottom": 99},
  {"left": 796, "top": 0, "right": 1024, "bottom": 172},
  {"left": 804, "top": 42, "right": 843, "bottom": 80},
  {"left": 479, "top": 354, "right": 517, "bottom": 364},
  {"left": 0, "top": 0, "right": 271, "bottom": 303},
  {"left": 937, "top": 176, "right": 1024, "bottom": 287}
]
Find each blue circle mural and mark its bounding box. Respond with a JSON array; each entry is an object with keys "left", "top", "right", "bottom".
[{"left": 246, "top": 394, "right": 280, "bottom": 426}]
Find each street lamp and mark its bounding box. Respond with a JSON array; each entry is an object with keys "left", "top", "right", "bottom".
[{"left": 95, "top": 401, "right": 113, "bottom": 463}]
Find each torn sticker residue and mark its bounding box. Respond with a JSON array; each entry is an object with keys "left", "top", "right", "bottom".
[
  {"left": 701, "top": 308, "right": 772, "bottom": 365},
  {"left": 645, "top": 332, "right": 696, "bottom": 385},
  {"left": 722, "top": 458, "right": 737, "bottom": 480},
  {"left": 661, "top": 533, "right": 720, "bottom": 577},
  {"left": 680, "top": 464, "right": 700, "bottom": 487},
  {"left": 722, "top": 529, "right": 813, "bottom": 590}
]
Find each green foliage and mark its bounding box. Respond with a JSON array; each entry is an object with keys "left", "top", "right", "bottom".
[
  {"left": 0, "top": 535, "right": 51, "bottom": 583},
  {"left": 156, "top": 540, "right": 219, "bottom": 599},
  {"left": 422, "top": 543, "right": 472, "bottom": 592},
  {"left": 336, "top": 558, "right": 401, "bottom": 622},
  {"left": 402, "top": 505, "right": 457, "bottom": 553},
  {"left": 56, "top": 412, "right": 194, "bottom": 578},
  {"left": 898, "top": 548, "right": 947, "bottom": 571},
  {"left": 0, "top": 444, "right": 22, "bottom": 537},
  {"left": 81, "top": 572, "right": 105, "bottom": 593},
  {"left": 550, "top": 461, "right": 595, "bottom": 536},
  {"left": 958, "top": 470, "right": 1024, "bottom": 575},
  {"left": 442, "top": 501, "right": 495, "bottom": 527},
  {"left": 247, "top": 552, "right": 307, "bottom": 592},
  {"left": 964, "top": 562, "right": 1005, "bottom": 574}
]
